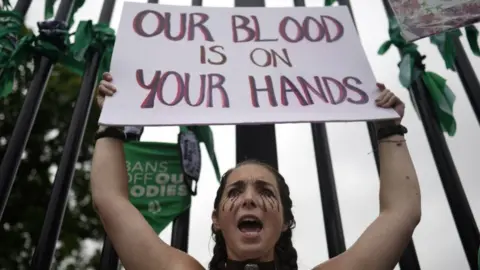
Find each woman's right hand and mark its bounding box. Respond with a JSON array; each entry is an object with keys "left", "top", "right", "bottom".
[{"left": 97, "top": 72, "right": 117, "bottom": 109}]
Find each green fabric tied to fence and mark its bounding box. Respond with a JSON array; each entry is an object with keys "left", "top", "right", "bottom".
[
  {"left": 0, "top": 18, "right": 115, "bottom": 98},
  {"left": 465, "top": 25, "right": 479, "bottom": 57},
  {"left": 124, "top": 141, "right": 191, "bottom": 234},
  {"left": 4, "top": 24, "right": 69, "bottom": 72},
  {"left": 429, "top": 29, "right": 461, "bottom": 71},
  {"left": 324, "top": 0, "right": 337, "bottom": 6},
  {"left": 1, "top": 0, "right": 11, "bottom": 9},
  {"left": 478, "top": 246, "right": 480, "bottom": 270},
  {"left": 430, "top": 25, "right": 480, "bottom": 71},
  {"left": 378, "top": 16, "right": 456, "bottom": 136},
  {"left": 180, "top": 126, "right": 221, "bottom": 182},
  {"left": 0, "top": 10, "right": 23, "bottom": 97},
  {"left": 65, "top": 20, "right": 115, "bottom": 79},
  {"left": 45, "top": 0, "right": 86, "bottom": 27}
]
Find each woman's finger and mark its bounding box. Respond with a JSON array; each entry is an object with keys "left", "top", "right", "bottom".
[
  {"left": 376, "top": 82, "right": 386, "bottom": 91},
  {"left": 376, "top": 90, "right": 394, "bottom": 106},
  {"left": 103, "top": 72, "right": 112, "bottom": 82},
  {"left": 375, "top": 89, "right": 390, "bottom": 102},
  {"left": 99, "top": 80, "right": 117, "bottom": 92},
  {"left": 382, "top": 94, "right": 398, "bottom": 108},
  {"left": 98, "top": 84, "right": 115, "bottom": 96},
  {"left": 102, "top": 80, "right": 117, "bottom": 91}
]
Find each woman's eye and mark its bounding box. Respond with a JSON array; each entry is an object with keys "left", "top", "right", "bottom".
[
  {"left": 261, "top": 189, "right": 274, "bottom": 197},
  {"left": 227, "top": 189, "right": 240, "bottom": 197}
]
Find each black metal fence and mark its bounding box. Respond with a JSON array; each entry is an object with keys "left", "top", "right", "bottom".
[{"left": 0, "top": 0, "right": 478, "bottom": 269}]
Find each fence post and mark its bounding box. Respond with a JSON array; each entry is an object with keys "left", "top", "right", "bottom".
[
  {"left": 170, "top": 207, "right": 191, "bottom": 252},
  {"left": 291, "top": 0, "right": 347, "bottom": 258},
  {"left": 169, "top": 0, "right": 204, "bottom": 252},
  {"left": 233, "top": 2, "right": 278, "bottom": 169},
  {"left": 330, "top": 0, "right": 423, "bottom": 268},
  {"left": 12, "top": 0, "right": 32, "bottom": 15},
  {"left": 0, "top": 0, "right": 71, "bottom": 220},
  {"left": 381, "top": 1, "right": 480, "bottom": 269},
  {"left": 451, "top": 37, "right": 480, "bottom": 124},
  {"left": 29, "top": 0, "right": 117, "bottom": 268}
]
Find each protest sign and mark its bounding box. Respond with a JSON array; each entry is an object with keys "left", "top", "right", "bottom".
[
  {"left": 99, "top": 3, "right": 399, "bottom": 126},
  {"left": 388, "top": 0, "right": 480, "bottom": 42},
  {"left": 125, "top": 140, "right": 190, "bottom": 234}
]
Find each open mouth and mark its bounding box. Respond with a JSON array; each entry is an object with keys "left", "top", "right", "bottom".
[{"left": 237, "top": 215, "right": 263, "bottom": 234}]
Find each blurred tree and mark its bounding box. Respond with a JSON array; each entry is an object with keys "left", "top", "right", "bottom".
[{"left": 0, "top": 25, "right": 103, "bottom": 269}]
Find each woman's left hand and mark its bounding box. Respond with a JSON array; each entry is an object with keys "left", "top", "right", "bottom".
[{"left": 375, "top": 83, "right": 405, "bottom": 126}]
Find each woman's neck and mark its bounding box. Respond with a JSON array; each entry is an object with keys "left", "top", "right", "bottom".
[{"left": 225, "top": 259, "right": 276, "bottom": 270}]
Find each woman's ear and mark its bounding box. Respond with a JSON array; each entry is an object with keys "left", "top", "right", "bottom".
[
  {"left": 282, "top": 223, "right": 288, "bottom": 232},
  {"left": 212, "top": 210, "right": 220, "bottom": 231}
]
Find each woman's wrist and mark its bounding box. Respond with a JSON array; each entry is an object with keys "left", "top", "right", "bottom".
[
  {"left": 95, "top": 126, "right": 126, "bottom": 141},
  {"left": 378, "top": 134, "right": 405, "bottom": 143},
  {"left": 376, "top": 123, "right": 408, "bottom": 141}
]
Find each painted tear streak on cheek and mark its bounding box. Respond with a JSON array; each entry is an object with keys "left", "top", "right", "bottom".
[
  {"left": 220, "top": 194, "right": 280, "bottom": 213},
  {"left": 260, "top": 195, "right": 280, "bottom": 212},
  {"left": 221, "top": 196, "right": 239, "bottom": 212}
]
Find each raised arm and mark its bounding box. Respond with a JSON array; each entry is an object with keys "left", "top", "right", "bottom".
[
  {"left": 91, "top": 72, "right": 203, "bottom": 270},
  {"left": 315, "top": 84, "right": 421, "bottom": 270}
]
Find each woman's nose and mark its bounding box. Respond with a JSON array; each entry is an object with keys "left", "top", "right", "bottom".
[{"left": 242, "top": 187, "right": 257, "bottom": 209}]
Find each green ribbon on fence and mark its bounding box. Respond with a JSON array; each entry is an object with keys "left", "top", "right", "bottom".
[
  {"left": 378, "top": 16, "right": 456, "bottom": 136},
  {"left": 465, "top": 25, "right": 479, "bottom": 57},
  {"left": 11, "top": 27, "right": 70, "bottom": 63},
  {"left": 477, "top": 246, "right": 480, "bottom": 270},
  {"left": 430, "top": 25, "right": 480, "bottom": 71},
  {"left": 180, "top": 126, "right": 221, "bottom": 182},
  {"left": 1, "top": 0, "right": 11, "bottom": 9},
  {"left": 324, "top": 0, "right": 337, "bottom": 6},
  {"left": 45, "top": 0, "right": 86, "bottom": 27},
  {"left": 66, "top": 20, "right": 115, "bottom": 78},
  {"left": 429, "top": 29, "right": 461, "bottom": 71},
  {"left": 1, "top": 20, "right": 72, "bottom": 98},
  {"left": 421, "top": 71, "right": 456, "bottom": 136},
  {"left": 0, "top": 10, "right": 23, "bottom": 97}
]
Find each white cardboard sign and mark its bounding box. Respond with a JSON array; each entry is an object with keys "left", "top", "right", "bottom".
[{"left": 99, "top": 2, "right": 399, "bottom": 126}]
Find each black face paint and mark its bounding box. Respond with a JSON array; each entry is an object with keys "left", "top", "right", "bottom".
[
  {"left": 259, "top": 196, "right": 267, "bottom": 212},
  {"left": 222, "top": 190, "right": 240, "bottom": 212},
  {"left": 257, "top": 186, "right": 280, "bottom": 213},
  {"left": 266, "top": 196, "right": 278, "bottom": 212},
  {"left": 229, "top": 196, "right": 239, "bottom": 212},
  {"left": 220, "top": 179, "right": 281, "bottom": 213}
]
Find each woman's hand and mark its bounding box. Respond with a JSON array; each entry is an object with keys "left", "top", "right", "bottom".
[
  {"left": 374, "top": 83, "right": 405, "bottom": 127},
  {"left": 97, "top": 72, "right": 116, "bottom": 109}
]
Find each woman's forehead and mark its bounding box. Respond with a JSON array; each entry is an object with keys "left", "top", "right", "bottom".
[{"left": 226, "top": 163, "right": 278, "bottom": 187}]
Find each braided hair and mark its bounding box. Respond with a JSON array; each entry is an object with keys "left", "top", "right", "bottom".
[{"left": 208, "top": 160, "right": 298, "bottom": 270}]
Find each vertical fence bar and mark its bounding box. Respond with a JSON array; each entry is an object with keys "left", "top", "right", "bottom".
[
  {"left": 169, "top": 0, "right": 203, "bottom": 252},
  {"left": 310, "top": 124, "right": 346, "bottom": 256},
  {"left": 329, "top": 0, "right": 422, "bottom": 267},
  {"left": 381, "top": 2, "right": 480, "bottom": 269},
  {"left": 170, "top": 207, "right": 191, "bottom": 251},
  {"left": 29, "top": 0, "right": 116, "bottom": 268},
  {"left": 292, "top": 0, "right": 346, "bottom": 257},
  {"left": 452, "top": 37, "right": 480, "bottom": 124},
  {"left": 13, "top": 0, "right": 32, "bottom": 15},
  {"left": 234, "top": 0, "right": 278, "bottom": 169},
  {"left": 99, "top": 237, "right": 119, "bottom": 270},
  {"left": 0, "top": 0, "right": 74, "bottom": 221}
]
